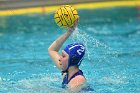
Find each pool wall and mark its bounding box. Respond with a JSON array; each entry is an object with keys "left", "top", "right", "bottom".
[{"left": 0, "top": 0, "right": 140, "bottom": 16}]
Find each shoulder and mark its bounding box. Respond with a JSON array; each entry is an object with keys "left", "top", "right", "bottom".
[{"left": 68, "top": 75, "right": 86, "bottom": 91}]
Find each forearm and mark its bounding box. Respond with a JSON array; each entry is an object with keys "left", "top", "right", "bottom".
[{"left": 48, "top": 31, "right": 72, "bottom": 51}]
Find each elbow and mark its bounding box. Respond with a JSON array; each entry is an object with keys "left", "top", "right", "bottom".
[
  {"left": 48, "top": 47, "right": 51, "bottom": 53},
  {"left": 48, "top": 46, "right": 58, "bottom": 52},
  {"left": 48, "top": 47, "right": 52, "bottom": 54},
  {"left": 48, "top": 47, "right": 55, "bottom": 54}
]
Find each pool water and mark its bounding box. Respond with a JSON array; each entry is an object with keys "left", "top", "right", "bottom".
[{"left": 0, "top": 7, "right": 140, "bottom": 93}]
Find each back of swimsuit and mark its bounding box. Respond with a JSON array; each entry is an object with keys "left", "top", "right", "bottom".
[{"left": 62, "top": 70, "right": 84, "bottom": 88}]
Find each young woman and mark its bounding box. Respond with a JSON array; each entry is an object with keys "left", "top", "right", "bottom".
[{"left": 48, "top": 19, "right": 86, "bottom": 91}]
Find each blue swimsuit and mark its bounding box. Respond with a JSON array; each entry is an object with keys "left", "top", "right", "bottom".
[
  {"left": 62, "top": 70, "right": 94, "bottom": 92},
  {"left": 62, "top": 70, "right": 84, "bottom": 88}
]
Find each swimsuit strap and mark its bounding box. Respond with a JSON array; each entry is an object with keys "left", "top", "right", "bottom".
[
  {"left": 62, "top": 70, "right": 84, "bottom": 88},
  {"left": 68, "top": 70, "right": 84, "bottom": 83}
]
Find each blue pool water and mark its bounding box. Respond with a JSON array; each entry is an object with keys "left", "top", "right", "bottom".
[{"left": 0, "top": 7, "right": 140, "bottom": 93}]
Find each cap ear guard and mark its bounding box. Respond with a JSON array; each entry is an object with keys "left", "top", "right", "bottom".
[
  {"left": 69, "top": 54, "right": 79, "bottom": 66},
  {"left": 63, "top": 43, "right": 85, "bottom": 68}
]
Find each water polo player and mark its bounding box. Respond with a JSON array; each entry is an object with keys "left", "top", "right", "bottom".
[{"left": 48, "top": 19, "right": 86, "bottom": 91}]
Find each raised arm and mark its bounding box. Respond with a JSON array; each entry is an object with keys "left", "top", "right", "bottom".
[
  {"left": 48, "top": 31, "right": 72, "bottom": 69},
  {"left": 48, "top": 19, "right": 78, "bottom": 70}
]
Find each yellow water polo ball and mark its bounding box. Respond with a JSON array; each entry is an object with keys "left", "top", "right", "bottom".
[{"left": 54, "top": 5, "right": 79, "bottom": 28}]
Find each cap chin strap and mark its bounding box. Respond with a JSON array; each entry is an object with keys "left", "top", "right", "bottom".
[
  {"left": 62, "top": 57, "right": 70, "bottom": 74},
  {"left": 62, "top": 58, "right": 80, "bottom": 73},
  {"left": 61, "top": 58, "right": 73, "bottom": 82},
  {"left": 61, "top": 57, "right": 83, "bottom": 83}
]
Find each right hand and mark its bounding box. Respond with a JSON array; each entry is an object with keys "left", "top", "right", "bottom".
[{"left": 68, "top": 18, "right": 79, "bottom": 32}]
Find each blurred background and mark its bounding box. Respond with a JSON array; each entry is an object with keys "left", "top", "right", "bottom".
[
  {"left": 0, "top": 0, "right": 140, "bottom": 93},
  {"left": 0, "top": 0, "right": 127, "bottom": 10}
]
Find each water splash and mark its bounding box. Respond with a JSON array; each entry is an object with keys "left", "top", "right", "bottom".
[
  {"left": 0, "top": 73, "right": 65, "bottom": 93},
  {"left": 70, "top": 27, "right": 131, "bottom": 75},
  {"left": 71, "top": 27, "right": 117, "bottom": 60}
]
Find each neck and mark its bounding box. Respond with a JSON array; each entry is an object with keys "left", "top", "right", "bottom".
[{"left": 67, "top": 66, "right": 80, "bottom": 81}]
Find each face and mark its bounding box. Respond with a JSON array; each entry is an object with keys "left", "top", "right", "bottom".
[{"left": 59, "top": 50, "right": 69, "bottom": 71}]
